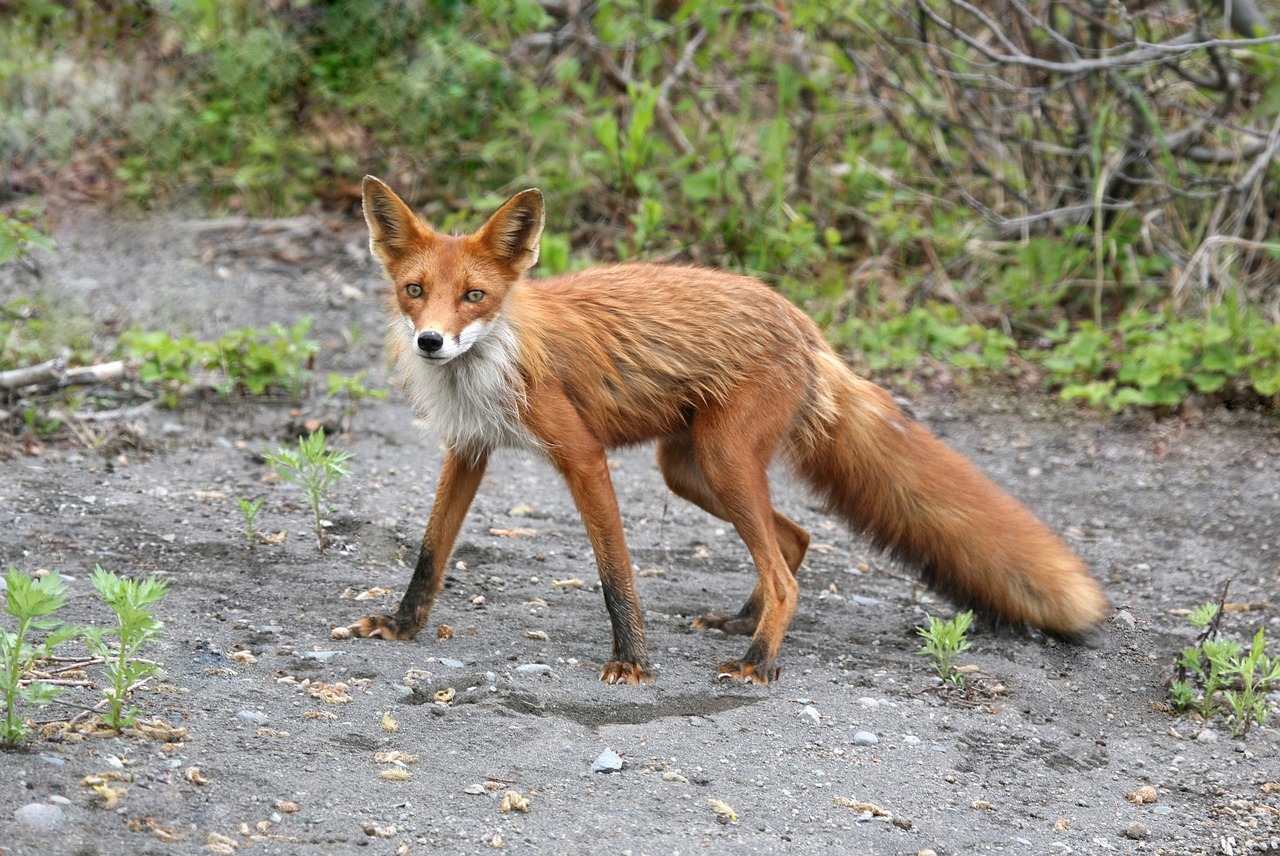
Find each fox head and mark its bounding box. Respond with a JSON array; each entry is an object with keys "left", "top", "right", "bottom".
[{"left": 361, "top": 176, "right": 544, "bottom": 364}]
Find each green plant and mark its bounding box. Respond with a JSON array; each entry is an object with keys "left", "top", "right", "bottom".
[
  {"left": 119, "top": 319, "right": 320, "bottom": 406},
  {"left": 237, "top": 497, "right": 264, "bottom": 551},
  {"left": 1221, "top": 629, "right": 1280, "bottom": 737},
  {"left": 1044, "top": 302, "right": 1280, "bottom": 412},
  {"left": 214, "top": 319, "right": 318, "bottom": 399},
  {"left": 1171, "top": 600, "right": 1280, "bottom": 737},
  {"left": 118, "top": 329, "right": 208, "bottom": 407},
  {"left": 325, "top": 370, "right": 387, "bottom": 432},
  {"left": 0, "top": 213, "right": 54, "bottom": 265},
  {"left": 0, "top": 567, "right": 79, "bottom": 746},
  {"left": 917, "top": 610, "right": 973, "bottom": 686},
  {"left": 263, "top": 429, "right": 354, "bottom": 551},
  {"left": 82, "top": 567, "right": 169, "bottom": 731}
]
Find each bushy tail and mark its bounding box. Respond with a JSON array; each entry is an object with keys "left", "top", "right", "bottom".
[{"left": 791, "top": 353, "right": 1108, "bottom": 635}]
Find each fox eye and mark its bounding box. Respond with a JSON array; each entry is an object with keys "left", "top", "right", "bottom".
[
  {"left": 405, "top": 283, "right": 423, "bottom": 298},
  {"left": 463, "top": 289, "right": 485, "bottom": 303}
]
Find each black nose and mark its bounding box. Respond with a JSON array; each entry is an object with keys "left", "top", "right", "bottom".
[{"left": 417, "top": 331, "right": 444, "bottom": 354}]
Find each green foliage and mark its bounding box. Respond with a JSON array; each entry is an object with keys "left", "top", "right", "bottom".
[
  {"left": 236, "top": 497, "right": 264, "bottom": 551},
  {"left": 118, "top": 329, "right": 205, "bottom": 407},
  {"left": 119, "top": 319, "right": 319, "bottom": 406},
  {"left": 325, "top": 370, "right": 387, "bottom": 432},
  {"left": 916, "top": 610, "right": 973, "bottom": 686},
  {"left": 264, "top": 429, "right": 353, "bottom": 551},
  {"left": 834, "top": 304, "right": 1017, "bottom": 382},
  {"left": 0, "top": 296, "right": 96, "bottom": 374},
  {"left": 1043, "top": 302, "right": 1280, "bottom": 411},
  {"left": 212, "top": 319, "right": 318, "bottom": 398},
  {"left": 6, "top": 2, "right": 1280, "bottom": 415},
  {"left": 82, "top": 567, "right": 168, "bottom": 730},
  {"left": 1172, "top": 603, "right": 1280, "bottom": 737},
  {"left": 0, "top": 567, "right": 79, "bottom": 746},
  {"left": 0, "top": 212, "right": 54, "bottom": 266}
]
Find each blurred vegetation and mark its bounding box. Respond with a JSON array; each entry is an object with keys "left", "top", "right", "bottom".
[{"left": 1, "top": 0, "right": 1279, "bottom": 413}]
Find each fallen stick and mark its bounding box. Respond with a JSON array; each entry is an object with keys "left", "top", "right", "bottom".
[
  {"left": 0, "top": 357, "right": 126, "bottom": 393},
  {"left": 0, "top": 354, "right": 67, "bottom": 390}
]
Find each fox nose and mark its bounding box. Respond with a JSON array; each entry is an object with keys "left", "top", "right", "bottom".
[{"left": 417, "top": 331, "right": 445, "bottom": 354}]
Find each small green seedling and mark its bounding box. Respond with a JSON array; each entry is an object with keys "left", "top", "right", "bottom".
[
  {"left": 917, "top": 610, "right": 974, "bottom": 686},
  {"left": 82, "top": 567, "right": 169, "bottom": 730},
  {"left": 237, "top": 497, "right": 264, "bottom": 551},
  {"left": 1, "top": 566, "right": 79, "bottom": 746},
  {"left": 1222, "top": 628, "right": 1280, "bottom": 737},
  {"left": 263, "top": 429, "right": 353, "bottom": 551},
  {"left": 325, "top": 370, "right": 387, "bottom": 433},
  {"left": 1170, "top": 598, "right": 1280, "bottom": 737}
]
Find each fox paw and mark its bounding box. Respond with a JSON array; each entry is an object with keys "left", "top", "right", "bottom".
[
  {"left": 691, "top": 612, "right": 758, "bottom": 636},
  {"left": 343, "top": 613, "right": 423, "bottom": 641},
  {"left": 715, "top": 659, "right": 777, "bottom": 685},
  {"left": 600, "top": 660, "right": 654, "bottom": 685}
]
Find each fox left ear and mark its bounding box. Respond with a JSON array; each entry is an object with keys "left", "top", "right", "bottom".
[{"left": 475, "top": 189, "right": 544, "bottom": 275}]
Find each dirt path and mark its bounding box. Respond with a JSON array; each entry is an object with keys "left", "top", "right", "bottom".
[{"left": 1, "top": 212, "right": 1277, "bottom": 855}]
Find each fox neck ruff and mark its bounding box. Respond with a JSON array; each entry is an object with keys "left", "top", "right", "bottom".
[{"left": 395, "top": 316, "right": 539, "bottom": 459}]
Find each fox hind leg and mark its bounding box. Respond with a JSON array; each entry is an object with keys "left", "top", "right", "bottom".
[
  {"left": 657, "top": 433, "right": 810, "bottom": 638},
  {"left": 663, "top": 379, "right": 806, "bottom": 684}
]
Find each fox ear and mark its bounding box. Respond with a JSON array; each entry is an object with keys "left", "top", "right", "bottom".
[
  {"left": 475, "top": 189, "right": 544, "bottom": 275},
  {"left": 362, "top": 176, "right": 429, "bottom": 266}
]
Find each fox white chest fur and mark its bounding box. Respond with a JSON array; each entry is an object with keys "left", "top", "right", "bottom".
[{"left": 393, "top": 315, "right": 539, "bottom": 457}]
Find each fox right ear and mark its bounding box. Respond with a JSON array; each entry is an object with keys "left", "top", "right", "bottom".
[{"left": 362, "top": 176, "right": 429, "bottom": 267}]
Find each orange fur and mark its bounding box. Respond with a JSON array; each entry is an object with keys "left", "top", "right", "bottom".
[{"left": 348, "top": 177, "right": 1109, "bottom": 685}]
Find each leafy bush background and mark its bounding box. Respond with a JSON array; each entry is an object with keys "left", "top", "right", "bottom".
[{"left": 2, "top": 0, "right": 1278, "bottom": 411}]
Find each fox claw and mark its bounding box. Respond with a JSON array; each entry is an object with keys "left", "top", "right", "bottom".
[
  {"left": 715, "top": 660, "right": 774, "bottom": 685},
  {"left": 346, "top": 613, "right": 422, "bottom": 641},
  {"left": 600, "top": 660, "right": 654, "bottom": 685}
]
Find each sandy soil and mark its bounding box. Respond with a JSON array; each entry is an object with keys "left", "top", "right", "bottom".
[{"left": 0, "top": 211, "right": 1277, "bottom": 855}]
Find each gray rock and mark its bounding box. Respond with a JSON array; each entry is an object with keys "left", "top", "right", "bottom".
[
  {"left": 591, "top": 748, "right": 625, "bottom": 773},
  {"left": 236, "top": 710, "right": 269, "bottom": 726},
  {"left": 14, "top": 802, "right": 64, "bottom": 832},
  {"left": 853, "top": 731, "right": 879, "bottom": 746}
]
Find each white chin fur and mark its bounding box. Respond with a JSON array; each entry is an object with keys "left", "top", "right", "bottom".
[{"left": 396, "top": 316, "right": 539, "bottom": 455}]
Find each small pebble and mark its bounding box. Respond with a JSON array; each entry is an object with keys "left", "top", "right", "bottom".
[
  {"left": 236, "top": 710, "right": 269, "bottom": 727},
  {"left": 439, "top": 658, "right": 465, "bottom": 669},
  {"left": 853, "top": 731, "right": 879, "bottom": 746},
  {"left": 798, "top": 705, "right": 821, "bottom": 724},
  {"left": 1124, "top": 822, "right": 1150, "bottom": 840},
  {"left": 300, "top": 650, "right": 343, "bottom": 661},
  {"left": 463, "top": 784, "right": 487, "bottom": 795},
  {"left": 591, "top": 748, "right": 624, "bottom": 774},
  {"left": 515, "top": 663, "right": 552, "bottom": 675},
  {"left": 1196, "top": 729, "right": 1218, "bottom": 744}
]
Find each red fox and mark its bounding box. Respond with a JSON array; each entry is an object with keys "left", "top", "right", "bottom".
[{"left": 346, "top": 176, "right": 1109, "bottom": 685}]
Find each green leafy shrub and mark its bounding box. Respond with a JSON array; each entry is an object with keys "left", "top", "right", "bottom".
[
  {"left": 1044, "top": 303, "right": 1280, "bottom": 412},
  {"left": 119, "top": 319, "right": 319, "bottom": 405}
]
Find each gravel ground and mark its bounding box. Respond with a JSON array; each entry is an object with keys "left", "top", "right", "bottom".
[{"left": 0, "top": 210, "right": 1277, "bottom": 855}]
